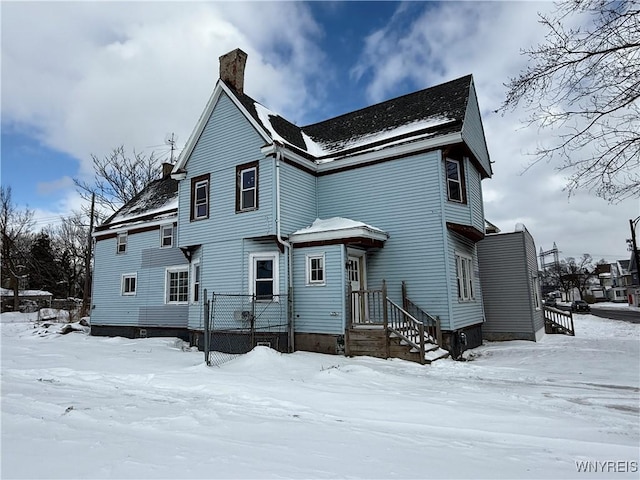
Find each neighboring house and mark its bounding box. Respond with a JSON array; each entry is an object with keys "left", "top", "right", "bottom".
[
  {"left": 477, "top": 224, "right": 544, "bottom": 342},
  {"left": 0, "top": 288, "right": 53, "bottom": 313},
  {"left": 594, "top": 261, "right": 629, "bottom": 303},
  {"left": 626, "top": 251, "right": 640, "bottom": 307},
  {"left": 91, "top": 48, "right": 493, "bottom": 360}
]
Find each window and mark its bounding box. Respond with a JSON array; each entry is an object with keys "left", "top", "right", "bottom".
[
  {"left": 532, "top": 276, "right": 541, "bottom": 310},
  {"left": 166, "top": 266, "right": 189, "bottom": 304},
  {"left": 455, "top": 253, "right": 474, "bottom": 301},
  {"left": 121, "top": 273, "right": 137, "bottom": 295},
  {"left": 236, "top": 162, "right": 258, "bottom": 212},
  {"left": 249, "top": 253, "right": 279, "bottom": 301},
  {"left": 117, "top": 233, "right": 127, "bottom": 254},
  {"left": 160, "top": 224, "right": 174, "bottom": 248},
  {"left": 306, "top": 254, "right": 325, "bottom": 285},
  {"left": 446, "top": 158, "right": 464, "bottom": 203},
  {"left": 190, "top": 174, "right": 210, "bottom": 221},
  {"left": 191, "top": 262, "right": 201, "bottom": 303}
]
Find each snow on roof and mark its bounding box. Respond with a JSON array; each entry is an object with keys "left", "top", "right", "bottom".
[
  {"left": 234, "top": 75, "right": 472, "bottom": 164},
  {"left": 0, "top": 288, "right": 53, "bottom": 297},
  {"left": 290, "top": 217, "right": 388, "bottom": 244},
  {"left": 99, "top": 177, "right": 178, "bottom": 230},
  {"left": 254, "top": 103, "right": 289, "bottom": 146},
  {"left": 293, "top": 217, "right": 384, "bottom": 235},
  {"left": 308, "top": 116, "right": 455, "bottom": 157}
]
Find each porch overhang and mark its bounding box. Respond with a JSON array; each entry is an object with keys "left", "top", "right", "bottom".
[
  {"left": 446, "top": 222, "right": 485, "bottom": 242},
  {"left": 289, "top": 217, "right": 388, "bottom": 249}
]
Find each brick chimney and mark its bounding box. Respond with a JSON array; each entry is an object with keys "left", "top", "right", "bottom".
[
  {"left": 162, "top": 162, "right": 173, "bottom": 178},
  {"left": 219, "top": 48, "right": 247, "bottom": 93}
]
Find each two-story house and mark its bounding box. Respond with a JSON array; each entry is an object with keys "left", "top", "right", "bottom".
[{"left": 90, "top": 49, "right": 492, "bottom": 361}]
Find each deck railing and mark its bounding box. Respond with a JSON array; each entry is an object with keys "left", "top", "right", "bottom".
[{"left": 543, "top": 306, "right": 575, "bottom": 336}]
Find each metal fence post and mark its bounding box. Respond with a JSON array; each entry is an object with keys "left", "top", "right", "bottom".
[{"left": 203, "top": 289, "right": 210, "bottom": 366}]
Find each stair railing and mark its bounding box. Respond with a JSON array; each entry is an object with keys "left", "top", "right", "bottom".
[
  {"left": 401, "top": 281, "right": 442, "bottom": 346},
  {"left": 386, "top": 298, "right": 425, "bottom": 364}
]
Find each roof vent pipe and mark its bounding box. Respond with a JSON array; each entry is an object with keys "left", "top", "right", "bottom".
[{"left": 219, "top": 48, "right": 248, "bottom": 93}]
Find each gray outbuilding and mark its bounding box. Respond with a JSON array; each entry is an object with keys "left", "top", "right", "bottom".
[{"left": 477, "top": 224, "right": 544, "bottom": 342}]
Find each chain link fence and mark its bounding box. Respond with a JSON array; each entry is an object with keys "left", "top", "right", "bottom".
[{"left": 202, "top": 291, "right": 290, "bottom": 366}]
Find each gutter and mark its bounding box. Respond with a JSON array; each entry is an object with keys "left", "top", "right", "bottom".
[{"left": 274, "top": 144, "right": 294, "bottom": 352}]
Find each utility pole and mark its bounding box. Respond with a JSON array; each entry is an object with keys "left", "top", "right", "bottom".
[{"left": 81, "top": 193, "right": 95, "bottom": 317}]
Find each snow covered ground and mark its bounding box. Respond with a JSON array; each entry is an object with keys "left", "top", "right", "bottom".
[
  {"left": 2, "top": 312, "right": 638, "bottom": 479},
  {"left": 590, "top": 301, "right": 640, "bottom": 311}
]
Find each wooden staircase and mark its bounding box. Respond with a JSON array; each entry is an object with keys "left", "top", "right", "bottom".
[{"left": 346, "top": 281, "right": 449, "bottom": 364}]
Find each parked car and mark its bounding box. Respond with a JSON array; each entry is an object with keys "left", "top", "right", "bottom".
[
  {"left": 544, "top": 297, "right": 557, "bottom": 307},
  {"left": 571, "top": 300, "right": 590, "bottom": 313}
]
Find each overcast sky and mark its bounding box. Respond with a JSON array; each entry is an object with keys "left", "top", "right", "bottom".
[{"left": 1, "top": 1, "right": 637, "bottom": 263}]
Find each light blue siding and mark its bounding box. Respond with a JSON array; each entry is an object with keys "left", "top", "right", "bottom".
[
  {"left": 467, "top": 165, "right": 485, "bottom": 232},
  {"left": 318, "top": 151, "right": 451, "bottom": 325},
  {"left": 178, "top": 92, "right": 275, "bottom": 248},
  {"left": 443, "top": 157, "right": 484, "bottom": 231},
  {"left": 447, "top": 232, "right": 484, "bottom": 330},
  {"left": 461, "top": 81, "right": 491, "bottom": 177},
  {"left": 279, "top": 162, "right": 317, "bottom": 233},
  {"left": 188, "top": 238, "right": 286, "bottom": 333},
  {"left": 292, "top": 245, "right": 344, "bottom": 334},
  {"left": 91, "top": 227, "right": 188, "bottom": 328}
]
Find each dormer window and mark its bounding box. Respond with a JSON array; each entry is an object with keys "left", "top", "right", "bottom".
[
  {"left": 236, "top": 162, "right": 258, "bottom": 212},
  {"left": 190, "top": 174, "right": 210, "bottom": 221}
]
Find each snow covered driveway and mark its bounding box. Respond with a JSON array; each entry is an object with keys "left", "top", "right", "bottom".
[{"left": 1, "top": 313, "right": 638, "bottom": 479}]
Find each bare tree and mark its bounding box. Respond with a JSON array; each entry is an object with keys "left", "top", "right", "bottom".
[
  {"left": 74, "top": 145, "right": 161, "bottom": 214},
  {"left": 543, "top": 253, "right": 598, "bottom": 300},
  {"left": 52, "top": 211, "right": 89, "bottom": 298},
  {"left": 501, "top": 0, "right": 640, "bottom": 202},
  {"left": 0, "top": 186, "right": 35, "bottom": 310}
]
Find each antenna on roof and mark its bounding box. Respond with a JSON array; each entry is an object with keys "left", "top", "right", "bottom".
[{"left": 165, "top": 133, "right": 178, "bottom": 163}]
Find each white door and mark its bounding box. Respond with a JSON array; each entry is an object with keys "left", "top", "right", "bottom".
[{"left": 347, "top": 255, "right": 362, "bottom": 323}]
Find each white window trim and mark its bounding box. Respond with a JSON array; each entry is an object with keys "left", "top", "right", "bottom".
[
  {"left": 455, "top": 252, "right": 474, "bottom": 301},
  {"left": 532, "top": 275, "right": 541, "bottom": 310},
  {"left": 165, "top": 265, "right": 189, "bottom": 305},
  {"left": 239, "top": 166, "right": 257, "bottom": 211},
  {"left": 191, "top": 260, "right": 201, "bottom": 304},
  {"left": 446, "top": 158, "right": 463, "bottom": 203},
  {"left": 193, "top": 179, "right": 209, "bottom": 220},
  {"left": 121, "top": 273, "right": 137, "bottom": 296},
  {"left": 117, "top": 233, "right": 127, "bottom": 254},
  {"left": 249, "top": 252, "right": 279, "bottom": 302},
  {"left": 160, "top": 224, "right": 174, "bottom": 248},
  {"left": 306, "top": 253, "right": 326, "bottom": 286}
]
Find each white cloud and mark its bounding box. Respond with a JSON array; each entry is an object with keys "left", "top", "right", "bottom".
[
  {"left": 2, "top": 2, "right": 327, "bottom": 181},
  {"left": 2, "top": 1, "right": 636, "bottom": 262},
  {"left": 36, "top": 176, "right": 75, "bottom": 196},
  {"left": 351, "top": 1, "right": 638, "bottom": 261}
]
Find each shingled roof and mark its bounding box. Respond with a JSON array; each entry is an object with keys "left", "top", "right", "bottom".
[
  {"left": 227, "top": 75, "right": 471, "bottom": 160},
  {"left": 96, "top": 176, "right": 179, "bottom": 231}
]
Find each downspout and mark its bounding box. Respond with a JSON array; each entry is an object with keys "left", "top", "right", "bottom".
[{"left": 274, "top": 145, "right": 294, "bottom": 352}]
